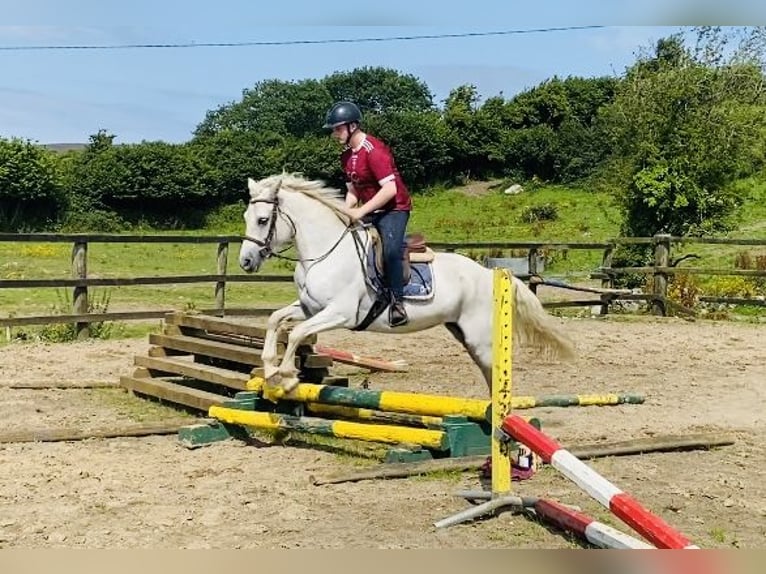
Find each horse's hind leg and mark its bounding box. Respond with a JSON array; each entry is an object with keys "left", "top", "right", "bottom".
[
  {"left": 444, "top": 321, "right": 493, "bottom": 390},
  {"left": 261, "top": 300, "right": 306, "bottom": 380}
]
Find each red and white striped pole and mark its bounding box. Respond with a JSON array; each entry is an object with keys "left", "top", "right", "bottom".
[
  {"left": 501, "top": 414, "right": 699, "bottom": 550},
  {"left": 533, "top": 498, "right": 653, "bottom": 549}
]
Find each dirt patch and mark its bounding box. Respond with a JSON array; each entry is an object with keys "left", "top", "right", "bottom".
[
  {"left": 454, "top": 179, "right": 506, "bottom": 197},
  {"left": 0, "top": 315, "right": 764, "bottom": 549}
]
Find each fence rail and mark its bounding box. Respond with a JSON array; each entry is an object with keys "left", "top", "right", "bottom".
[{"left": 1, "top": 232, "right": 765, "bottom": 337}]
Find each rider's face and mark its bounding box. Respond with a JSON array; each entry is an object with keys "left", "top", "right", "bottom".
[{"left": 331, "top": 123, "right": 355, "bottom": 145}]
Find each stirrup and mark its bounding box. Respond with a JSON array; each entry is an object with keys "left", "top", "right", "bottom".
[{"left": 389, "top": 301, "right": 408, "bottom": 327}]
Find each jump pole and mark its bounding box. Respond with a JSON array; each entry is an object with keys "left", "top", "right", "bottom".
[
  {"left": 208, "top": 405, "right": 449, "bottom": 450},
  {"left": 434, "top": 268, "right": 519, "bottom": 528},
  {"left": 500, "top": 415, "right": 700, "bottom": 549},
  {"left": 248, "top": 378, "right": 643, "bottom": 420}
]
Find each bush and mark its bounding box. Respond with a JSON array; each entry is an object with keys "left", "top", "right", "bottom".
[{"left": 520, "top": 203, "right": 558, "bottom": 223}]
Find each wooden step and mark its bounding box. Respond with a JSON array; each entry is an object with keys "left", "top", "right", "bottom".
[
  {"left": 120, "top": 376, "right": 226, "bottom": 412},
  {"left": 164, "top": 325, "right": 314, "bottom": 357},
  {"left": 134, "top": 355, "right": 251, "bottom": 391},
  {"left": 148, "top": 334, "right": 333, "bottom": 369},
  {"left": 163, "top": 312, "right": 318, "bottom": 345}
]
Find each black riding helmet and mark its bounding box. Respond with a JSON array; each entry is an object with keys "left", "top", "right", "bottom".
[{"left": 323, "top": 101, "right": 362, "bottom": 129}]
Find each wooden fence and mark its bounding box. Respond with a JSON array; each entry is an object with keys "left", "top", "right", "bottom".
[{"left": 1, "top": 232, "right": 765, "bottom": 338}]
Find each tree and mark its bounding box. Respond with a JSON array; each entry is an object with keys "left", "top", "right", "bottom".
[
  {"left": 322, "top": 66, "right": 434, "bottom": 114},
  {"left": 0, "top": 137, "right": 66, "bottom": 231},
  {"left": 62, "top": 132, "right": 212, "bottom": 229},
  {"left": 194, "top": 78, "right": 332, "bottom": 138},
  {"left": 503, "top": 76, "right": 618, "bottom": 182},
  {"left": 194, "top": 67, "right": 435, "bottom": 139},
  {"left": 442, "top": 85, "right": 507, "bottom": 180},
  {"left": 601, "top": 30, "right": 766, "bottom": 238},
  {"left": 365, "top": 110, "right": 453, "bottom": 187}
]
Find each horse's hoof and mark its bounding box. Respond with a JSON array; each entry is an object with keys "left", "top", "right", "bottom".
[
  {"left": 263, "top": 385, "right": 285, "bottom": 402},
  {"left": 262, "top": 374, "right": 286, "bottom": 402},
  {"left": 281, "top": 376, "right": 300, "bottom": 394},
  {"left": 263, "top": 364, "right": 279, "bottom": 380}
]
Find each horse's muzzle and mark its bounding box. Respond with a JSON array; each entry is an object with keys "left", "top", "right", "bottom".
[{"left": 239, "top": 253, "right": 262, "bottom": 273}]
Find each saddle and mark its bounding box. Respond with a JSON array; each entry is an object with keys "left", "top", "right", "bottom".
[{"left": 368, "top": 228, "right": 435, "bottom": 285}]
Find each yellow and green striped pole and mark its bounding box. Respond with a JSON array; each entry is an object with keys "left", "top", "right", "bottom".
[
  {"left": 305, "top": 403, "right": 444, "bottom": 429},
  {"left": 491, "top": 268, "right": 514, "bottom": 496},
  {"left": 247, "top": 377, "right": 491, "bottom": 420},
  {"left": 246, "top": 378, "right": 643, "bottom": 420},
  {"left": 208, "top": 405, "right": 449, "bottom": 450}
]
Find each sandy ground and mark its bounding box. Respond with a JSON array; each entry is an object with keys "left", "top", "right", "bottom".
[{"left": 0, "top": 314, "right": 764, "bottom": 549}]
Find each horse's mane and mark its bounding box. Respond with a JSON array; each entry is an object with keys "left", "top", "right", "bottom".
[{"left": 251, "top": 172, "right": 351, "bottom": 223}]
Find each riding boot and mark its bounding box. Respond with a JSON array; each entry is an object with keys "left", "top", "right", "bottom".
[{"left": 389, "top": 299, "right": 408, "bottom": 327}]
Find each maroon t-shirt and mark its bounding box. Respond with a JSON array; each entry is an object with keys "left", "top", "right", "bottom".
[{"left": 341, "top": 134, "right": 412, "bottom": 211}]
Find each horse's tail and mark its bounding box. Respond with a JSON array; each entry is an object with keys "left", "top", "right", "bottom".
[{"left": 511, "top": 276, "right": 577, "bottom": 361}]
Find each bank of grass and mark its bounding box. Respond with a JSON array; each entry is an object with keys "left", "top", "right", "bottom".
[{"left": 409, "top": 182, "right": 622, "bottom": 277}]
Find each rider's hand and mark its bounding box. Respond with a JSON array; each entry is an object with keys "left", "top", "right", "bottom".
[{"left": 346, "top": 207, "right": 366, "bottom": 221}]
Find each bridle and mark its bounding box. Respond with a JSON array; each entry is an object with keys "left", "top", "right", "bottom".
[
  {"left": 241, "top": 185, "right": 365, "bottom": 269},
  {"left": 242, "top": 197, "right": 291, "bottom": 261}
]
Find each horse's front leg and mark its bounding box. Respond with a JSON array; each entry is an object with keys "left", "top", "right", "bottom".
[
  {"left": 261, "top": 301, "right": 306, "bottom": 380},
  {"left": 272, "top": 306, "right": 350, "bottom": 395}
]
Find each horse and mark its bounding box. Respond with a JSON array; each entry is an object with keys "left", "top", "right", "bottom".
[{"left": 238, "top": 172, "right": 575, "bottom": 396}]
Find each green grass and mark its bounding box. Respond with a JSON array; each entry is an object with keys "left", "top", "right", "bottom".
[
  {"left": 0, "top": 238, "right": 297, "bottom": 317},
  {"left": 410, "top": 183, "right": 622, "bottom": 278},
  {"left": 92, "top": 387, "right": 199, "bottom": 422},
  {"left": 2, "top": 175, "right": 765, "bottom": 335}
]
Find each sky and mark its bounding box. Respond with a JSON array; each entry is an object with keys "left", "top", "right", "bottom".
[{"left": 1, "top": 1, "right": 763, "bottom": 145}]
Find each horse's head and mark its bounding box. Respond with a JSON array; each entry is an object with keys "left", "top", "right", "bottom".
[{"left": 239, "top": 175, "right": 295, "bottom": 273}]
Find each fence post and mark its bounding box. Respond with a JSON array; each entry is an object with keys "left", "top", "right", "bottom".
[
  {"left": 652, "top": 234, "right": 672, "bottom": 316},
  {"left": 71, "top": 240, "right": 89, "bottom": 339},
  {"left": 215, "top": 241, "right": 229, "bottom": 316},
  {"left": 527, "top": 248, "right": 539, "bottom": 294},
  {"left": 600, "top": 245, "right": 614, "bottom": 315}
]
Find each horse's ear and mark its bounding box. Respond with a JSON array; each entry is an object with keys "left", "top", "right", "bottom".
[{"left": 247, "top": 177, "right": 257, "bottom": 194}]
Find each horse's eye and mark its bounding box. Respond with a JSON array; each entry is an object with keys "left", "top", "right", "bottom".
[{"left": 257, "top": 217, "right": 269, "bottom": 226}]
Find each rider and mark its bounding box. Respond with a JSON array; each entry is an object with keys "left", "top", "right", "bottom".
[{"left": 323, "top": 101, "right": 411, "bottom": 327}]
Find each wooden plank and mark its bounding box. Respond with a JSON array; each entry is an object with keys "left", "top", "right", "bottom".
[
  {"left": 148, "top": 334, "right": 332, "bottom": 369},
  {"left": 0, "top": 274, "right": 292, "bottom": 289},
  {"left": 164, "top": 312, "right": 271, "bottom": 340},
  {"left": 120, "top": 375, "right": 225, "bottom": 411},
  {"left": 174, "top": 326, "right": 311, "bottom": 357},
  {"left": 148, "top": 345, "right": 190, "bottom": 358},
  {"left": 134, "top": 355, "right": 251, "bottom": 390},
  {"left": 0, "top": 308, "right": 281, "bottom": 328},
  {"left": 602, "top": 266, "right": 766, "bottom": 277},
  {"left": 0, "top": 310, "right": 171, "bottom": 328},
  {"left": 148, "top": 333, "right": 265, "bottom": 365},
  {"left": 542, "top": 299, "right": 605, "bottom": 308},
  {"left": 699, "top": 296, "right": 766, "bottom": 307},
  {"left": 0, "top": 419, "right": 203, "bottom": 444},
  {"left": 314, "top": 345, "right": 408, "bottom": 372},
  {"left": 164, "top": 312, "right": 317, "bottom": 345},
  {"left": 428, "top": 241, "right": 611, "bottom": 250},
  {"left": 175, "top": 326, "right": 269, "bottom": 349},
  {"left": 567, "top": 433, "right": 737, "bottom": 459},
  {"left": 310, "top": 432, "right": 736, "bottom": 486},
  {"left": 0, "top": 233, "right": 243, "bottom": 243}
]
